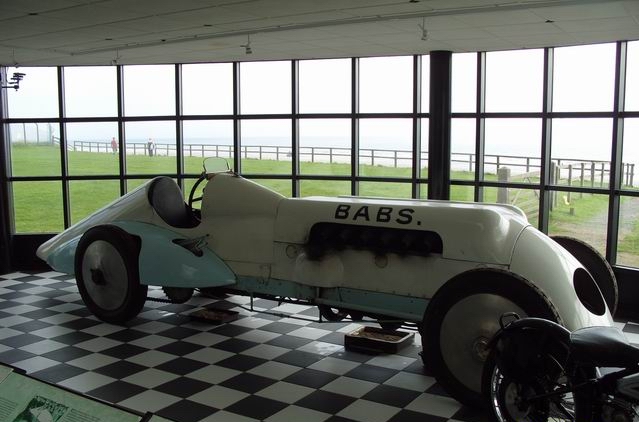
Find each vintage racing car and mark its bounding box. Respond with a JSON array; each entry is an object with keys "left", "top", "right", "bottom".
[{"left": 36, "top": 158, "right": 616, "bottom": 408}]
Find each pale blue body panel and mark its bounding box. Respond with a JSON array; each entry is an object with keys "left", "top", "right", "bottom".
[{"left": 111, "top": 221, "right": 237, "bottom": 288}]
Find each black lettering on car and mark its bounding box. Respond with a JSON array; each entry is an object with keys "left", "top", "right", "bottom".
[
  {"left": 377, "top": 207, "right": 392, "bottom": 222},
  {"left": 335, "top": 204, "right": 350, "bottom": 219},
  {"left": 353, "top": 206, "right": 370, "bottom": 221},
  {"left": 396, "top": 208, "right": 414, "bottom": 224}
]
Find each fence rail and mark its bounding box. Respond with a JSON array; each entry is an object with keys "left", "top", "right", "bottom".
[{"left": 70, "top": 140, "right": 636, "bottom": 189}]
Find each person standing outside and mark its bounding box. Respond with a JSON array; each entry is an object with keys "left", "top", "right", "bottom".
[
  {"left": 147, "top": 138, "right": 154, "bottom": 157},
  {"left": 110, "top": 137, "right": 118, "bottom": 154}
]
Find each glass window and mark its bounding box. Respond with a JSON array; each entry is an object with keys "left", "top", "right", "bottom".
[
  {"left": 182, "top": 63, "right": 233, "bottom": 115},
  {"left": 240, "top": 61, "right": 291, "bottom": 114},
  {"left": 300, "top": 180, "right": 351, "bottom": 197},
  {"left": 299, "top": 119, "right": 350, "bottom": 176},
  {"left": 451, "top": 118, "right": 476, "bottom": 181},
  {"left": 421, "top": 55, "right": 430, "bottom": 113},
  {"left": 240, "top": 119, "right": 291, "bottom": 174},
  {"left": 420, "top": 118, "right": 429, "bottom": 179},
  {"left": 359, "top": 56, "right": 413, "bottom": 113},
  {"left": 551, "top": 118, "right": 612, "bottom": 189},
  {"left": 617, "top": 196, "right": 639, "bottom": 267},
  {"left": 622, "top": 118, "right": 639, "bottom": 190},
  {"left": 123, "top": 65, "right": 175, "bottom": 116},
  {"left": 359, "top": 181, "right": 412, "bottom": 198},
  {"left": 359, "top": 119, "right": 412, "bottom": 178},
  {"left": 553, "top": 43, "right": 616, "bottom": 112},
  {"left": 66, "top": 122, "right": 120, "bottom": 175},
  {"left": 12, "top": 181, "right": 63, "bottom": 233},
  {"left": 7, "top": 67, "right": 59, "bottom": 118},
  {"left": 484, "top": 119, "right": 541, "bottom": 184},
  {"left": 183, "top": 120, "right": 234, "bottom": 174},
  {"left": 248, "top": 179, "right": 291, "bottom": 197},
  {"left": 483, "top": 186, "right": 539, "bottom": 227},
  {"left": 124, "top": 121, "right": 177, "bottom": 174},
  {"left": 486, "top": 49, "right": 543, "bottom": 112},
  {"left": 452, "top": 53, "right": 477, "bottom": 113},
  {"left": 64, "top": 66, "right": 117, "bottom": 117},
  {"left": 626, "top": 41, "right": 639, "bottom": 111},
  {"left": 451, "top": 185, "right": 475, "bottom": 202},
  {"left": 299, "top": 59, "right": 351, "bottom": 113},
  {"left": 70, "top": 181, "right": 120, "bottom": 225},
  {"left": 549, "top": 192, "right": 608, "bottom": 255},
  {"left": 9, "top": 123, "right": 61, "bottom": 177}
]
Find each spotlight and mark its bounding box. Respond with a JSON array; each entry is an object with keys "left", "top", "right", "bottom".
[{"left": 241, "top": 34, "right": 252, "bottom": 55}]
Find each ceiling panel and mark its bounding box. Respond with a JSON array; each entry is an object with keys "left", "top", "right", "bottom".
[{"left": 0, "top": 0, "right": 637, "bottom": 66}]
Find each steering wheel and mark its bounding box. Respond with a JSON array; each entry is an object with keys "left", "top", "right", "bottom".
[{"left": 188, "top": 172, "right": 208, "bottom": 213}]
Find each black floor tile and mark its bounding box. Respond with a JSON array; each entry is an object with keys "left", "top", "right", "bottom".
[
  {"left": 260, "top": 321, "right": 303, "bottom": 334},
  {"left": 216, "top": 355, "right": 267, "bottom": 371},
  {"left": 0, "top": 349, "right": 35, "bottom": 364},
  {"left": 104, "top": 329, "right": 148, "bottom": 343},
  {"left": 19, "top": 309, "right": 59, "bottom": 320},
  {"left": 330, "top": 349, "right": 375, "bottom": 363},
  {"left": 219, "top": 373, "right": 277, "bottom": 394},
  {"left": 87, "top": 380, "right": 146, "bottom": 403},
  {"left": 345, "top": 364, "right": 396, "bottom": 383},
  {"left": 154, "top": 377, "right": 211, "bottom": 398},
  {"left": 101, "top": 344, "right": 149, "bottom": 359},
  {"left": 452, "top": 406, "right": 495, "bottom": 422},
  {"left": 94, "top": 361, "right": 147, "bottom": 379},
  {"left": 155, "top": 358, "right": 208, "bottom": 376},
  {"left": 51, "top": 331, "right": 99, "bottom": 345},
  {"left": 317, "top": 331, "right": 346, "bottom": 345},
  {"left": 295, "top": 390, "right": 356, "bottom": 414},
  {"left": 212, "top": 338, "right": 259, "bottom": 353},
  {"left": 274, "top": 350, "right": 324, "bottom": 367},
  {"left": 158, "top": 326, "right": 202, "bottom": 340},
  {"left": 389, "top": 410, "right": 447, "bottom": 422},
  {"left": 157, "top": 341, "right": 204, "bottom": 357},
  {"left": 266, "top": 334, "right": 313, "bottom": 349},
  {"left": 362, "top": 384, "right": 421, "bottom": 408},
  {"left": 28, "top": 299, "right": 67, "bottom": 309},
  {"left": 157, "top": 399, "right": 218, "bottom": 422},
  {"left": 0, "top": 333, "right": 45, "bottom": 348},
  {"left": 225, "top": 395, "right": 287, "bottom": 420},
  {"left": 30, "top": 363, "right": 86, "bottom": 384},
  {"left": 60, "top": 318, "right": 101, "bottom": 331},
  {"left": 209, "top": 324, "right": 253, "bottom": 338},
  {"left": 42, "top": 346, "right": 92, "bottom": 362},
  {"left": 10, "top": 320, "right": 53, "bottom": 333},
  {"left": 284, "top": 368, "right": 339, "bottom": 389}
]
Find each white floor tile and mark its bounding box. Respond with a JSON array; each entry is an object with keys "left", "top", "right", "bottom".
[
  {"left": 308, "top": 357, "right": 360, "bottom": 375},
  {"left": 265, "top": 405, "right": 330, "bottom": 422},
  {"left": 405, "top": 393, "right": 461, "bottom": 418},
  {"left": 297, "top": 341, "right": 343, "bottom": 356},
  {"left": 189, "top": 385, "right": 249, "bottom": 409},
  {"left": 241, "top": 344, "right": 289, "bottom": 360},
  {"left": 321, "top": 376, "right": 377, "bottom": 398},
  {"left": 257, "top": 381, "right": 314, "bottom": 404},
  {"left": 127, "top": 350, "right": 176, "bottom": 367},
  {"left": 122, "top": 368, "right": 180, "bottom": 389},
  {"left": 383, "top": 372, "right": 436, "bottom": 392},
  {"left": 59, "top": 371, "right": 117, "bottom": 393},
  {"left": 118, "top": 390, "right": 181, "bottom": 413},
  {"left": 289, "top": 327, "right": 332, "bottom": 340},
  {"left": 248, "top": 361, "right": 300, "bottom": 380},
  {"left": 186, "top": 365, "right": 241, "bottom": 384},
  {"left": 338, "top": 399, "right": 401, "bottom": 422}
]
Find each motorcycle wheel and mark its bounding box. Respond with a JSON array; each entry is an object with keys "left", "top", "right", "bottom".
[{"left": 485, "top": 349, "right": 595, "bottom": 422}]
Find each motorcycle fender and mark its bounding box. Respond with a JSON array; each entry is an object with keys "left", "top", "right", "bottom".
[{"left": 112, "top": 221, "right": 237, "bottom": 288}]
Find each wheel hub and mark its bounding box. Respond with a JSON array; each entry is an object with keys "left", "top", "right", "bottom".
[{"left": 471, "top": 336, "right": 490, "bottom": 363}]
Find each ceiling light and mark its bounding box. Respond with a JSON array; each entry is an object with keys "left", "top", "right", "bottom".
[
  {"left": 241, "top": 34, "right": 252, "bottom": 55},
  {"left": 418, "top": 17, "right": 428, "bottom": 41}
]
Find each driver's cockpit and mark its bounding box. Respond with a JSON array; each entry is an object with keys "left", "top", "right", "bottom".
[{"left": 148, "top": 176, "right": 199, "bottom": 228}]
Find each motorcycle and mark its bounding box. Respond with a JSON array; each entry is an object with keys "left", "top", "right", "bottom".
[{"left": 483, "top": 313, "right": 639, "bottom": 422}]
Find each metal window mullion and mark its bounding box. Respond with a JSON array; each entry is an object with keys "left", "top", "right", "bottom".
[
  {"left": 0, "top": 66, "right": 12, "bottom": 272},
  {"left": 57, "top": 67, "right": 71, "bottom": 229},
  {"left": 474, "top": 52, "right": 486, "bottom": 202},
  {"left": 606, "top": 41, "right": 627, "bottom": 264},
  {"left": 538, "top": 47, "right": 554, "bottom": 233},
  {"left": 412, "top": 55, "right": 422, "bottom": 199},
  {"left": 233, "top": 62, "right": 241, "bottom": 174},
  {"left": 175, "top": 64, "right": 184, "bottom": 191},
  {"left": 351, "top": 57, "right": 359, "bottom": 196},
  {"left": 116, "top": 65, "right": 126, "bottom": 194},
  {"left": 292, "top": 60, "right": 299, "bottom": 197}
]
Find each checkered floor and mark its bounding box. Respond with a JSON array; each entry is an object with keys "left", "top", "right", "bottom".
[{"left": 2, "top": 272, "right": 635, "bottom": 422}]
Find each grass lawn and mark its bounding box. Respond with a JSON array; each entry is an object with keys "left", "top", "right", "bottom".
[{"left": 8, "top": 143, "right": 639, "bottom": 266}]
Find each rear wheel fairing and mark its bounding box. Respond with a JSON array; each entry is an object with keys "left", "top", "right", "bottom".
[
  {"left": 509, "top": 227, "right": 613, "bottom": 330},
  {"left": 111, "top": 221, "right": 237, "bottom": 288}
]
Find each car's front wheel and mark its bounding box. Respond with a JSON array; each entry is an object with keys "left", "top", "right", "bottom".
[{"left": 74, "top": 225, "right": 147, "bottom": 324}]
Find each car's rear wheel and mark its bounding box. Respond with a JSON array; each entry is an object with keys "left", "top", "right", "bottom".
[
  {"left": 75, "top": 225, "right": 147, "bottom": 324},
  {"left": 421, "top": 270, "right": 559, "bottom": 409}
]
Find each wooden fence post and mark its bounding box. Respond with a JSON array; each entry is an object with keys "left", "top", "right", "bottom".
[
  {"left": 580, "top": 163, "right": 585, "bottom": 198},
  {"left": 497, "top": 167, "right": 511, "bottom": 204},
  {"left": 567, "top": 165, "right": 572, "bottom": 203},
  {"left": 590, "top": 163, "right": 596, "bottom": 189}
]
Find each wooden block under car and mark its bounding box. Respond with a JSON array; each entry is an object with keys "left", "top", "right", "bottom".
[
  {"left": 189, "top": 308, "right": 239, "bottom": 324},
  {"left": 344, "top": 326, "right": 415, "bottom": 354}
]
